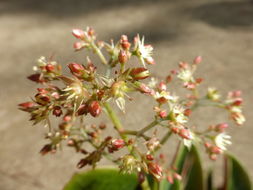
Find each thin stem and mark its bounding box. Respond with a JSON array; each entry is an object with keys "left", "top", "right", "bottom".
[
  {"left": 141, "top": 179, "right": 151, "bottom": 190},
  {"left": 137, "top": 120, "right": 159, "bottom": 137},
  {"left": 91, "top": 41, "right": 107, "bottom": 65},
  {"left": 46, "top": 117, "right": 52, "bottom": 133},
  {"left": 122, "top": 130, "right": 151, "bottom": 141},
  {"left": 154, "top": 130, "right": 173, "bottom": 152},
  {"left": 103, "top": 102, "right": 132, "bottom": 151}
]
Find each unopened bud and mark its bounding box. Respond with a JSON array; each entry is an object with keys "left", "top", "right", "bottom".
[
  {"left": 159, "top": 110, "right": 167, "bottom": 118},
  {"left": 118, "top": 50, "right": 128, "bottom": 64},
  {"left": 40, "top": 144, "right": 52, "bottom": 155},
  {"left": 130, "top": 67, "right": 149, "bottom": 80},
  {"left": 179, "top": 129, "right": 192, "bottom": 140},
  {"left": 145, "top": 57, "right": 155, "bottom": 65},
  {"left": 158, "top": 81, "right": 167, "bottom": 91},
  {"left": 173, "top": 173, "right": 182, "bottom": 181},
  {"left": 45, "top": 64, "right": 55, "bottom": 72},
  {"left": 27, "top": 73, "right": 44, "bottom": 83},
  {"left": 111, "top": 139, "right": 125, "bottom": 151},
  {"left": 215, "top": 123, "right": 228, "bottom": 132},
  {"left": 193, "top": 56, "right": 202, "bottom": 65},
  {"left": 72, "top": 29, "right": 85, "bottom": 39},
  {"left": 53, "top": 106, "right": 62, "bottom": 117},
  {"left": 18, "top": 102, "right": 35, "bottom": 111},
  {"left": 68, "top": 62, "right": 84, "bottom": 76},
  {"left": 184, "top": 109, "right": 192, "bottom": 116},
  {"left": 88, "top": 101, "right": 102, "bottom": 117},
  {"left": 146, "top": 154, "right": 154, "bottom": 161},
  {"left": 35, "top": 93, "right": 50, "bottom": 105},
  {"left": 73, "top": 41, "right": 84, "bottom": 51},
  {"left": 233, "top": 98, "right": 243, "bottom": 106},
  {"left": 148, "top": 162, "right": 163, "bottom": 180}
]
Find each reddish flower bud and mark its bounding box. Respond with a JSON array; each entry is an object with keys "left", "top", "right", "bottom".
[
  {"left": 146, "top": 154, "right": 154, "bottom": 161},
  {"left": 120, "top": 35, "right": 131, "bottom": 49},
  {"left": 68, "top": 62, "right": 84, "bottom": 76},
  {"left": 233, "top": 98, "right": 243, "bottom": 106},
  {"left": 40, "top": 144, "right": 52, "bottom": 155},
  {"left": 130, "top": 67, "right": 149, "bottom": 80},
  {"left": 193, "top": 56, "right": 202, "bottom": 65},
  {"left": 87, "top": 27, "right": 95, "bottom": 36},
  {"left": 159, "top": 110, "right": 167, "bottom": 118},
  {"left": 138, "top": 83, "right": 155, "bottom": 95},
  {"left": 179, "top": 129, "right": 192, "bottom": 140},
  {"left": 196, "top": 78, "right": 203, "bottom": 84},
  {"left": 45, "top": 64, "right": 55, "bottom": 72},
  {"left": 63, "top": 115, "right": 72, "bottom": 122},
  {"left": 204, "top": 142, "right": 211, "bottom": 148},
  {"left": 53, "top": 106, "right": 62, "bottom": 117},
  {"left": 215, "top": 123, "right": 228, "bottom": 132},
  {"left": 35, "top": 93, "right": 50, "bottom": 105},
  {"left": 118, "top": 50, "right": 128, "bottom": 64},
  {"left": 210, "top": 154, "right": 217, "bottom": 161},
  {"left": 171, "top": 127, "right": 180, "bottom": 134},
  {"left": 184, "top": 109, "right": 192, "bottom": 116},
  {"left": 167, "top": 174, "right": 174, "bottom": 184},
  {"left": 27, "top": 73, "right": 44, "bottom": 83},
  {"left": 158, "top": 81, "right": 167, "bottom": 91},
  {"left": 111, "top": 139, "right": 125, "bottom": 149},
  {"left": 148, "top": 162, "right": 163, "bottom": 180},
  {"left": 179, "top": 62, "right": 188, "bottom": 69},
  {"left": 166, "top": 75, "right": 172, "bottom": 83},
  {"left": 88, "top": 101, "right": 102, "bottom": 117},
  {"left": 73, "top": 41, "right": 84, "bottom": 50},
  {"left": 99, "top": 123, "right": 106, "bottom": 130},
  {"left": 18, "top": 102, "right": 35, "bottom": 109},
  {"left": 77, "top": 104, "right": 89, "bottom": 116},
  {"left": 72, "top": 29, "right": 85, "bottom": 39},
  {"left": 210, "top": 146, "right": 222, "bottom": 154},
  {"left": 77, "top": 158, "right": 88, "bottom": 169},
  {"left": 145, "top": 57, "right": 155, "bottom": 65}
]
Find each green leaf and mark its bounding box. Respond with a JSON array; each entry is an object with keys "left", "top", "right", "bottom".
[
  {"left": 206, "top": 170, "right": 213, "bottom": 190},
  {"left": 224, "top": 154, "right": 252, "bottom": 190},
  {"left": 63, "top": 168, "right": 140, "bottom": 190},
  {"left": 184, "top": 145, "right": 204, "bottom": 190}
]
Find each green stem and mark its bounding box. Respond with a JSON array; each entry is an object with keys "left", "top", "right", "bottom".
[
  {"left": 137, "top": 120, "right": 159, "bottom": 137},
  {"left": 123, "top": 130, "right": 151, "bottom": 141},
  {"left": 155, "top": 130, "right": 173, "bottom": 152},
  {"left": 90, "top": 41, "right": 107, "bottom": 65},
  {"left": 141, "top": 179, "right": 152, "bottom": 190},
  {"left": 103, "top": 102, "right": 132, "bottom": 151}
]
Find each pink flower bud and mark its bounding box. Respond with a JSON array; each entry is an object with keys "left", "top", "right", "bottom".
[
  {"left": 184, "top": 109, "right": 192, "bottom": 117},
  {"left": 158, "top": 81, "right": 167, "bottom": 91},
  {"left": 146, "top": 154, "right": 154, "bottom": 161},
  {"left": 111, "top": 139, "right": 125, "bottom": 149},
  {"left": 179, "top": 62, "right": 188, "bottom": 69},
  {"left": 130, "top": 67, "right": 149, "bottom": 80},
  {"left": 233, "top": 98, "right": 243, "bottom": 106},
  {"left": 210, "top": 146, "right": 222, "bottom": 154},
  {"left": 179, "top": 129, "right": 192, "bottom": 140},
  {"left": 145, "top": 57, "right": 155, "bottom": 65},
  {"left": 159, "top": 110, "right": 167, "bottom": 118},
  {"left": 18, "top": 102, "right": 35, "bottom": 111},
  {"left": 35, "top": 93, "right": 50, "bottom": 105},
  {"left": 120, "top": 35, "right": 131, "bottom": 49},
  {"left": 215, "top": 123, "right": 228, "bottom": 132},
  {"left": 68, "top": 62, "right": 84, "bottom": 77},
  {"left": 88, "top": 101, "right": 102, "bottom": 117},
  {"left": 118, "top": 50, "right": 128, "bottom": 64},
  {"left": 193, "top": 56, "right": 202, "bottom": 65},
  {"left": 45, "top": 64, "right": 55, "bottom": 72},
  {"left": 173, "top": 173, "right": 182, "bottom": 181},
  {"left": 167, "top": 174, "right": 174, "bottom": 184},
  {"left": 148, "top": 162, "right": 163, "bottom": 180},
  {"left": 72, "top": 29, "right": 85, "bottom": 39},
  {"left": 73, "top": 41, "right": 84, "bottom": 50},
  {"left": 63, "top": 115, "right": 72, "bottom": 122}
]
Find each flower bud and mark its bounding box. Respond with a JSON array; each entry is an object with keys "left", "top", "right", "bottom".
[
  {"left": 109, "top": 139, "right": 125, "bottom": 152},
  {"left": 146, "top": 154, "right": 154, "bottom": 161},
  {"left": 53, "top": 106, "right": 62, "bottom": 117},
  {"left": 35, "top": 93, "right": 50, "bottom": 105},
  {"left": 210, "top": 146, "right": 222, "bottom": 154},
  {"left": 173, "top": 173, "right": 182, "bottom": 181},
  {"left": 179, "top": 129, "right": 192, "bottom": 140},
  {"left": 148, "top": 162, "right": 163, "bottom": 180},
  {"left": 215, "top": 123, "right": 228, "bottom": 132},
  {"left": 118, "top": 50, "right": 128, "bottom": 64},
  {"left": 159, "top": 110, "right": 167, "bottom": 118},
  {"left": 184, "top": 109, "right": 192, "bottom": 117},
  {"left": 120, "top": 35, "right": 131, "bottom": 49},
  {"left": 45, "top": 64, "right": 55, "bottom": 72},
  {"left": 72, "top": 29, "right": 85, "bottom": 39},
  {"left": 68, "top": 62, "right": 85, "bottom": 77},
  {"left": 145, "top": 57, "right": 155, "bottom": 65},
  {"left": 18, "top": 102, "right": 35, "bottom": 111},
  {"left": 88, "top": 101, "right": 102, "bottom": 117},
  {"left": 73, "top": 41, "right": 84, "bottom": 51},
  {"left": 193, "top": 56, "right": 202, "bottom": 65},
  {"left": 130, "top": 67, "right": 149, "bottom": 80},
  {"left": 77, "top": 104, "right": 89, "bottom": 116},
  {"left": 40, "top": 144, "right": 52, "bottom": 155},
  {"left": 233, "top": 98, "right": 243, "bottom": 106},
  {"left": 27, "top": 73, "right": 44, "bottom": 83},
  {"left": 158, "top": 81, "right": 167, "bottom": 91}
]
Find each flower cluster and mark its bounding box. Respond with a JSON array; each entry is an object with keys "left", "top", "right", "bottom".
[{"left": 19, "top": 27, "right": 245, "bottom": 184}]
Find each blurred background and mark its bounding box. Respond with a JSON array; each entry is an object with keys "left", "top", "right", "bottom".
[{"left": 0, "top": 0, "right": 253, "bottom": 189}]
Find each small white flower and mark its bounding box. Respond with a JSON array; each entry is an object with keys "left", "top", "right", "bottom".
[
  {"left": 171, "top": 105, "right": 188, "bottom": 124},
  {"left": 207, "top": 87, "right": 221, "bottom": 101},
  {"left": 177, "top": 69, "right": 192, "bottom": 82},
  {"left": 214, "top": 133, "right": 232, "bottom": 151}
]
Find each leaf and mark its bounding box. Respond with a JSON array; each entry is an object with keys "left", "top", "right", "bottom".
[
  {"left": 206, "top": 170, "right": 213, "bottom": 190},
  {"left": 223, "top": 154, "right": 252, "bottom": 190},
  {"left": 184, "top": 145, "right": 204, "bottom": 190},
  {"left": 63, "top": 168, "right": 140, "bottom": 190}
]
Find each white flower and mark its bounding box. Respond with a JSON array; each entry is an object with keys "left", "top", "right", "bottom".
[
  {"left": 134, "top": 35, "right": 154, "bottom": 67},
  {"left": 177, "top": 69, "right": 192, "bottom": 82},
  {"left": 207, "top": 87, "right": 221, "bottom": 101},
  {"left": 171, "top": 105, "right": 188, "bottom": 124},
  {"left": 214, "top": 133, "right": 232, "bottom": 151}
]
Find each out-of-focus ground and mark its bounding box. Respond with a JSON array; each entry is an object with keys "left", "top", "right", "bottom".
[{"left": 0, "top": 0, "right": 253, "bottom": 189}]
